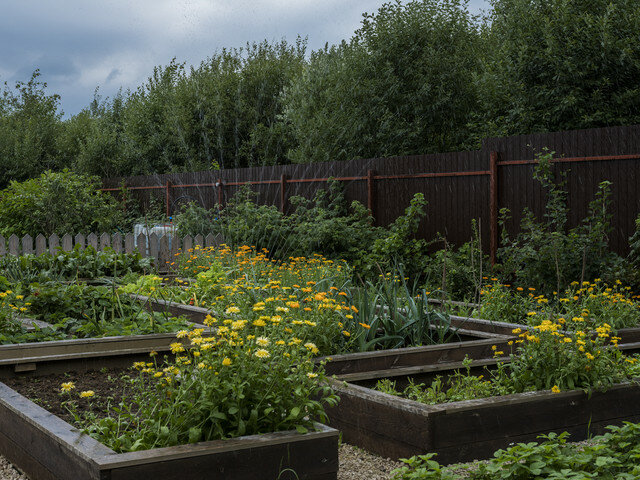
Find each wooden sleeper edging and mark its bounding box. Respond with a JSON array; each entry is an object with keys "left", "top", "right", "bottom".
[{"left": 0, "top": 381, "right": 338, "bottom": 480}]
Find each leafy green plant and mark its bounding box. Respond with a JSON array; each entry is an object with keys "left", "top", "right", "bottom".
[
  {"left": 393, "top": 421, "right": 640, "bottom": 479},
  {"left": 344, "top": 266, "right": 460, "bottom": 351},
  {"left": 174, "top": 202, "right": 217, "bottom": 237},
  {"left": 498, "top": 150, "right": 621, "bottom": 294},
  {"left": 0, "top": 246, "right": 152, "bottom": 283},
  {"left": 69, "top": 328, "right": 337, "bottom": 452},
  {"left": 0, "top": 170, "right": 123, "bottom": 237}
]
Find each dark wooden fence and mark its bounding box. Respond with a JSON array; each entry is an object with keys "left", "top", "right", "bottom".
[{"left": 102, "top": 125, "right": 640, "bottom": 259}]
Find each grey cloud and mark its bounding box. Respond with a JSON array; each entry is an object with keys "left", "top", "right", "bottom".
[{"left": 106, "top": 68, "right": 122, "bottom": 83}]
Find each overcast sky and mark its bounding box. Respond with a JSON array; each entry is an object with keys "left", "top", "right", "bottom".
[{"left": 1, "top": 0, "right": 489, "bottom": 117}]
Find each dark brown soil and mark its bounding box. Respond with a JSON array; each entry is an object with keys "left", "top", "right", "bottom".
[{"left": 3, "top": 368, "right": 133, "bottom": 424}]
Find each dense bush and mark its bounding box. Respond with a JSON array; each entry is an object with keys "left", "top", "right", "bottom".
[{"left": 0, "top": 170, "right": 123, "bottom": 237}]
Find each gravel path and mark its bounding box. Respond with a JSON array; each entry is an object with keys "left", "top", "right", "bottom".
[
  {"left": 0, "top": 457, "right": 26, "bottom": 480},
  {"left": 339, "top": 444, "right": 402, "bottom": 480}
]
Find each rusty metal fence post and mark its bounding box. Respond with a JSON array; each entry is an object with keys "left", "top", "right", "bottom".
[{"left": 489, "top": 151, "right": 499, "bottom": 266}]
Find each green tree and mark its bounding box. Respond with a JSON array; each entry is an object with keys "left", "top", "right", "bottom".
[
  {"left": 0, "top": 71, "right": 63, "bottom": 188},
  {"left": 480, "top": 0, "right": 640, "bottom": 136},
  {"left": 284, "top": 0, "right": 482, "bottom": 164}
]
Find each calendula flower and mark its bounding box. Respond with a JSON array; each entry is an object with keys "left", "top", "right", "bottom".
[
  {"left": 222, "top": 357, "right": 232, "bottom": 366},
  {"left": 60, "top": 382, "right": 75, "bottom": 393},
  {"left": 551, "top": 385, "right": 561, "bottom": 394},
  {"left": 304, "top": 342, "right": 319, "bottom": 354},
  {"left": 79, "top": 390, "right": 95, "bottom": 398},
  {"left": 254, "top": 349, "right": 270, "bottom": 359},
  {"left": 256, "top": 337, "right": 270, "bottom": 347}
]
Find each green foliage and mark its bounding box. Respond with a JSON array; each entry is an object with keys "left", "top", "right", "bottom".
[
  {"left": 424, "top": 221, "right": 488, "bottom": 302},
  {"left": 498, "top": 150, "right": 620, "bottom": 294},
  {"left": 377, "top": 318, "right": 636, "bottom": 404},
  {"left": 288, "top": 180, "right": 382, "bottom": 264},
  {"left": 69, "top": 331, "right": 337, "bottom": 452},
  {"left": 378, "top": 357, "right": 500, "bottom": 405},
  {"left": 71, "top": 40, "right": 306, "bottom": 176},
  {"left": 174, "top": 202, "right": 216, "bottom": 238},
  {"left": 480, "top": 0, "right": 640, "bottom": 137},
  {"left": 0, "top": 170, "right": 123, "bottom": 237},
  {"left": 345, "top": 267, "right": 460, "bottom": 351},
  {"left": 285, "top": 0, "right": 481, "bottom": 163},
  {"left": 0, "top": 71, "right": 63, "bottom": 188},
  {"left": 393, "top": 422, "right": 640, "bottom": 479},
  {"left": 215, "top": 186, "right": 293, "bottom": 256},
  {"left": 0, "top": 247, "right": 152, "bottom": 282},
  {"left": 21, "top": 283, "right": 188, "bottom": 337}
]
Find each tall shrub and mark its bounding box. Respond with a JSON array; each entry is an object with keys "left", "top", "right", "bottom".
[{"left": 0, "top": 170, "right": 122, "bottom": 237}]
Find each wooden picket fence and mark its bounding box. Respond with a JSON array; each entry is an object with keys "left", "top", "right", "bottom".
[{"left": 0, "top": 233, "right": 223, "bottom": 269}]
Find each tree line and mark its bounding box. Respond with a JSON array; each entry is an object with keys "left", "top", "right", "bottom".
[{"left": 1, "top": 0, "right": 639, "bottom": 188}]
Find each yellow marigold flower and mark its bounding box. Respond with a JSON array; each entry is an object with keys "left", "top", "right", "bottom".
[
  {"left": 60, "top": 382, "right": 75, "bottom": 393},
  {"left": 80, "top": 390, "right": 95, "bottom": 398},
  {"left": 563, "top": 337, "right": 572, "bottom": 343},
  {"left": 154, "top": 371, "right": 164, "bottom": 377},
  {"left": 512, "top": 328, "right": 522, "bottom": 334},
  {"left": 276, "top": 340, "right": 285, "bottom": 345},
  {"left": 253, "top": 319, "right": 267, "bottom": 327},
  {"left": 551, "top": 385, "right": 561, "bottom": 394},
  {"left": 176, "top": 330, "right": 189, "bottom": 338},
  {"left": 133, "top": 361, "right": 146, "bottom": 370},
  {"left": 342, "top": 330, "right": 351, "bottom": 337},
  {"left": 585, "top": 352, "right": 595, "bottom": 360},
  {"left": 527, "top": 311, "right": 537, "bottom": 316},
  {"left": 222, "top": 357, "right": 232, "bottom": 366},
  {"left": 170, "top": 342, "right": 185, "bottom": 354},
  {"left": 225, "top": 306, "right": 240, "bottom": 314},
  {"left": 359, "top": 322, "right": 371, "bottom": 329},
  {"left": 256, "top": 336, "right": 270, "bottom": 347},
  {"left": 307, "top": 372, "right": 318, "bottom": 379},
  {"left": 304, "top": 342, "right": 319, "bottom": 354},
  {"left": 491, "top": 345, "right": 497, "bottom": 351},
  {"left": 254, "top": 349, "right": 270, "bottom": 359}
]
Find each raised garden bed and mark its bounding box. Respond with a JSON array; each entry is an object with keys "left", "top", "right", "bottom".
[
  {"left": 0, "top": 332, "right": 211, "bottom": 378},
  {"left": 0, "top": 351, "right": 338, "bottom": 480},
  {"left": 448, "top": 314, "right": 640, "bottom": 354},
  {"left": 325, "top": 364, "right": 640, "bottom": 465}
]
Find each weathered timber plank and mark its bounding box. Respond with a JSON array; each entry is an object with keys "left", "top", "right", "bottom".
[
  {"left": 326, "top": 375, "right": 640, "bottom": 464},
  {"left": 0, "top": 383, "right": 111, "bottom": 480},
  {"left": 320, "top": 338, "right": 507, "bottom": 377},
  {"left": 98, "top": 424, "right": 337, "bottom": 480},
  {"left": 132, "top": 295, "right": 211, "bottom": 324}
]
